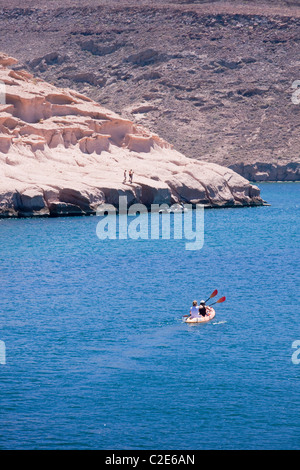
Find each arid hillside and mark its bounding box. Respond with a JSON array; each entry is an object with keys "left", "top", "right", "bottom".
[{"left": 0, "top": 0, "right": 299, "bottom": 180}]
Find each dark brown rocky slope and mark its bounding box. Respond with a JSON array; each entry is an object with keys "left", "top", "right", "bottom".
[{"left": 1, "top": 0, "right": 299, "bottom": 181}]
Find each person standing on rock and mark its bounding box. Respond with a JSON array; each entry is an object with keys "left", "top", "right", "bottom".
[
  {"left": 123, "top": 170, "right": 127, "bottom": 183},
  {"left": 129, "top": 169, "right": 133, "bottom": 184}
]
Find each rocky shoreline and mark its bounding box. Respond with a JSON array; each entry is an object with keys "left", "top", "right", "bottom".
[
  {"left": 0, "top": 53, "right": 264, "bottom": 218},
  {"left": 229, "top": 162, "right": 299, "bottom": 182},
  {"left": 0, "top": 190, "right": 266, "bottom": 220}
]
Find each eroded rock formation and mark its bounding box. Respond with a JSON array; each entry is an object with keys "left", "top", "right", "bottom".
[{"left": 0, "top": 53, "right": 263, "bottom": 218}]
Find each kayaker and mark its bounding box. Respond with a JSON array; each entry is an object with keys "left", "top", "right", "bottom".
[
  {"left": 189, "top": 300, "right": 200, "bottom": 318},
  {"left": 199, "top": 300, "right": 207, "bottom": 317}
]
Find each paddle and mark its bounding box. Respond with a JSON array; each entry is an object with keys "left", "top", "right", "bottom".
[
  {"left": 205, "top": 289, "right": 218, "bottom": 303},
  {"left": 208, "top": 296, "right": 226, "bottom": 307}
]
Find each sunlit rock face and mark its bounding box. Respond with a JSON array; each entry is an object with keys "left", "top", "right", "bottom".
[{"left": 0, "top": 53, "right": 263, "bottom": 218}]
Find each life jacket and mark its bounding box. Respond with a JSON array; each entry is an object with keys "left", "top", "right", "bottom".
[{"left": 199, "top": 305, "right": 206, "bottom": 316}]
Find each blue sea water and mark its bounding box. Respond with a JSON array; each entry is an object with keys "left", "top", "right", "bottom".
[{"left": 0, "top": 183, "right": 299, "bottom": 450}]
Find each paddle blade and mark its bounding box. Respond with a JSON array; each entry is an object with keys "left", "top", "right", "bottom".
[
  {"left": 205, "top": 289, "right": 218, "bottom": 303},
  {"left": 208, "top": 296, "right": 226, "bottom": 306},
  {"left": 210, "top": 289, "right": 218, "bottom": 299}
]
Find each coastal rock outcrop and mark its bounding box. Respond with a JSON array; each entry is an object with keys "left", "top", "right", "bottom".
[
  {"left": 0, "top": 53, "right": 263, "bottom": 218},
  {"left": 229, "top": 162, "right": 300, "bottom": 182}
]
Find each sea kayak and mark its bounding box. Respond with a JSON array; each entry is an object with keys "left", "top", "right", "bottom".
[{"left": 185, "top": 306, "right": 215, "bottom": 323}]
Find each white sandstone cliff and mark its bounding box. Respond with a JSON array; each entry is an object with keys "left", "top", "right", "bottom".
[{"left": 0, "top": 53, "right": 263, "bottom": 217}]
